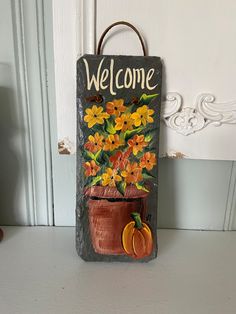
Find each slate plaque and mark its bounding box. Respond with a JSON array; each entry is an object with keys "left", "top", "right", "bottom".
[{"left": 76, "top": 54, "right": 162, "bottom": 262}]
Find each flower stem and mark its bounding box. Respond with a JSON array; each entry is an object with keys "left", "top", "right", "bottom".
[{"left": 131, "top": 212, "right": 143, "bottom": 229}]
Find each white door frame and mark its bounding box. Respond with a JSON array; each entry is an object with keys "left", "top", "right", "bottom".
[{"left": 11, "top": 0, "right": 54, "bottom": 225}]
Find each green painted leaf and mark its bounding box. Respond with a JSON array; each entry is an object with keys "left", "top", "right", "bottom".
[
  {"left": 145, "top": 134, "right": 153, "bottom": 142},
  {"left": 124, "top": 126, "right": 144, "bottom": 140},
  {"left": 119, "top": 132, "right": 125, "bottom": 141},
  {"left": 125, "top": 103, "right": 135, "bottom": 113},
  {"left": 116, "top": 181, "right": 126, "bottom": 196},
  {"left": 94, "top": 149, "right": 102, "bottom": 161},
  {"left": 89, "top": 176, "right": 102, "bottom": 187},
  {"left": 83, "top": 149, "right": 102, "bottom": 164},
  {"left": 135, "top": 151, "right": 144, "bottom": 159},
  {"left": 105, "top": 120, "right": 116, "bottom": 134},
  {"left": 92, "top": 124, "right": 106, "bottom": 135},
  {"left": 139, "top": 93, "right": 158, "bottom": 105},
  {"left": 142, "top": 168, "right": 156, "bottom": 179},
  {"left": 99, "top": 151, "right": 110, "bottom": 163},
  {"left": 83, "top": 150, "right": 96, "bottom": 161},
  {"left": 144, "top": 128, "right": 157, "bottom": 142},
  {"left": 135, "top": 182, "right": 149, "bottom": 193}
]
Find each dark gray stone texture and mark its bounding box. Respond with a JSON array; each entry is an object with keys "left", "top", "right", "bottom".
[{"left": 76, "top": 54, "right": 162, "bottom": 262}]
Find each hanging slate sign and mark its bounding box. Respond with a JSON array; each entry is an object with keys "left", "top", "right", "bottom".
[{"left": 76, "top": 22, "right": 162, "bottom": 262}]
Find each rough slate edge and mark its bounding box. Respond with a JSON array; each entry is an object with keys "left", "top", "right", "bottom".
[{"left": 76, "top": 54, "right": 162, "bottom": 262}]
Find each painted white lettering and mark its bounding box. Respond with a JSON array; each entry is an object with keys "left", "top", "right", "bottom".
[
  {"left": 110, "top": 59, "right": 116, "bottom": 95},
  {"left": 115, "top": 69, "right": 124, "bottom": 89},
  {"left": 132, "top": 68, "right": 145, "bottom": 89},
  {"left": 83, "top": 58, "right": 159, "bottom": 93},
  {"left": 100, "top": 69, "right": 109, "bottom": 89},
  {"left": 124, "top": 68, "right": 133, "bottom": 88},
  {"left": 83, "top": 58, "right": 105, "bottom": 91},
  {"left": 146, "top": 68, "right": 158, "bottom": 90}
]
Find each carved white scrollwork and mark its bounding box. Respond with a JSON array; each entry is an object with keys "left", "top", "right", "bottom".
[{"left": 162, "top": 93, "right": 236, "bottom": 135}]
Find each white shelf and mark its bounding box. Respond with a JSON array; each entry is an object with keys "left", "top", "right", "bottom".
[{"left": 0, "top": 227, "right": 236, "bottom": 314}]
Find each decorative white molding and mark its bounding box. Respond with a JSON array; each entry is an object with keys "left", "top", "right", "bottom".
[
  {"left": 162, "top": 93, "right": 236, "bottom": 135},
  {"left": 35, "top": 0, "right": 54, "bottom": 226},
  {"left": 11, "top": 0, "right": 36, "bottom": 225},
  {"left": 11, "top": 0, "right": 54, "bottom": 225},
  {"left": 77, "top": 0, "right": 96, "bottom": 57}
]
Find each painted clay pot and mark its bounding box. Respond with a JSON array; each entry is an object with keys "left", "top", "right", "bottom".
[{"left": 84, "top": 185, "right": 149, "bottom": 255}]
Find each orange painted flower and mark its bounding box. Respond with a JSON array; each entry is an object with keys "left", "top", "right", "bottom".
[
  {"left": 109, "top": 149, "right": 132, "bottom": 170},
  {"left": 140, "top": 152, "right": 157, "bottom": 171},
  {"left": 115, "top": 113, "right": 134, "bottom": 132},
  {"left": 83, "top": 160, "right": 100, "bottom": 177},
  {"left": 84, "top": 105, "right": 110, "bottom": 128},
  {"left": 102, "top": 168, "right": 122, "bottom": 187},
  {"left": 84, "top": 132, "right": 104, "bottom": 153},
  {"left": 106, "top": 99, "right": 126, "bottom": 116},
  {"left": 128, "top": 134, "right": 148, "bottom": 156},
  {"left": 121, "top": 162, "right": 143, "bottom": 184},
  {"left": 131, "top": 105, "right": 154, "bottom": 127},
  {"left": 103, "top": 134, "right": 124, "bottom": 151}
]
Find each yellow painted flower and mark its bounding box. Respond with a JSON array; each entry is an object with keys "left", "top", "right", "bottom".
[
  {"left": 131, "top": 105, "right": 154, "bottom": 127},
  {"left": 121, "top": 162, "right": 143, "bottom": 184},
  {"left": 140, "top": 152, "right": 157, "bottom": 171},
  {"left": 106, "top": 99, "right": 126, "bottom": 116},
  {"left": 84, "top": 132, "right": 104, "bottom": 153},
  {"left": 84, "top": 105, "right": 110, "bottom": 128},
  {"left": 115, "top": 113, "right": 134, "bottom": 132},
  {"left": 103, "top": 134, "right": 124, "bottom": 151},
  {"left": 102, "top": 168, "right": 122, "bottom": 187},
  {"left": 128, "top": 134, "right": 148, "bottom": 156}
]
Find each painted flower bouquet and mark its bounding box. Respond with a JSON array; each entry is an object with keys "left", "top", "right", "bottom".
[{"left": 82, "top": 93, "right": 158, "bottom": 196}]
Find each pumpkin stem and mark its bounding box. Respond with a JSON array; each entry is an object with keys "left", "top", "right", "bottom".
[{"left": 131, "top": 212, "right": 143, "bottom": 229}]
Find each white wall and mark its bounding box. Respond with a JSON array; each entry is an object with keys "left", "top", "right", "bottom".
[
  {"left": 51, "top": 0, "right": 236, "bottom": 229},
  {"left": 55, "top": 0, "right": 236, "bottom": 160}
]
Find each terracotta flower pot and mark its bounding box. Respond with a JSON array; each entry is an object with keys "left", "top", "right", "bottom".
[{"left": 84, "top": 185, "right": 149, "bottom": 255}]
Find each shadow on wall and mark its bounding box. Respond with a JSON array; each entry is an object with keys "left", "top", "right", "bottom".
[
  {"left": 0, "top": 86, "right": 20, "bottom": 225},
  {"left": 158, "top": 59, "right": 177, "bottom": 231},
  {"left": 158, "top": 158, "right": 178, "bottom": 229}
]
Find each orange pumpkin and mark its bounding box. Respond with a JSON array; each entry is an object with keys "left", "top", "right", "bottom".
[{"left": 122, "top": 212, "right": 153, "bottom": 259}]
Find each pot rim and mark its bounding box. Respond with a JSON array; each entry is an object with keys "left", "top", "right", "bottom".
[{"left": 84, "top": 184, "right": 150, "bottom": 199}]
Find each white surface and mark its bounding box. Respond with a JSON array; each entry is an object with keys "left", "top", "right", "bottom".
[
  {"left": 52, "top": 0, "right": 77, "bottom": 148},
  {"left": 14, "top": 0, "right": 54, "bottom": 225},
  {"left": 0, "top": 227, "right": 236, "bottom": 314},
  {"left": 157, "top": 159, "right": 234, "bottom": 230},
  {"left": 50, "top": 1, "right": 236, "bottom": 228},
  {"left": 97, "top": 0, "right": 236, "bottom": 160},
  {"left": 0, "top": 0, "right": 55, "bottom": 225},
  {"left": 53, "top": 0, "right": 236, "bottom": 159},
  {"left": 0, "top": 0, "right": 52, "bottom": 225}
]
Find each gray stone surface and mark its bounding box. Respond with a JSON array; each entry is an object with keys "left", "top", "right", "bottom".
[{"left": 76, "top": 54, "right": 162, "bottom": 262}]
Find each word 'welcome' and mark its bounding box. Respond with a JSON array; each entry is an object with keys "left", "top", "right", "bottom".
[{"left": 83, "top": 58, "right": 158, "bottom": 95}]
